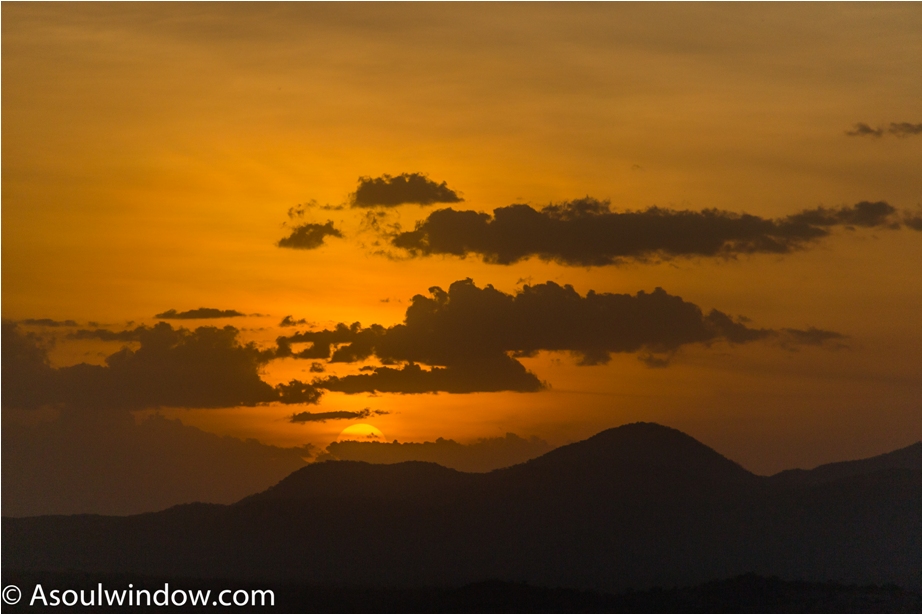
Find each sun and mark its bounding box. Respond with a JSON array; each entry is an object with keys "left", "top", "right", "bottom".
[{"left": 337, "top": 424, "right": 386, "bottom": 443}]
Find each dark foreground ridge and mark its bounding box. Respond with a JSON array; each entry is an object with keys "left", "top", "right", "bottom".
[
  {"left": 3, "top": 571, "right": 921, "bottom": 614},
  {"left": 4, "top": 423, "right": 922, "bottom": 592}
]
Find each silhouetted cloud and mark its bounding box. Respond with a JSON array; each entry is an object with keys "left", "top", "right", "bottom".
[
  {"left": 20, "top": 318, "right": 78, "bottom": 327},
  {"left": 3, "top": 410, "right": 312, "bottom": 516},
  {"left": 317, "top": 356, "right": 544, "bottom": 394},
  {"left": 309, "top": 362, "right": 326, "bottom": 373},
  {"left": 889, "top": 122, "right": 922, "bottom": 137},
  {"left": 2, "top": 322, "right": 56, "bottom": 411},
  {"left": 155, "top": 308, "right": 246, "bottom": 319},
  {"left": 845, "top": 123, "right": 883, "bottom": 137},
  {"left": 785, "top": 201, "right": 899, "bottom": 228},
  {"left": 275, "top": 380, "right": 324, "bottom": 405},
  {"left": 781, "top": 327, "right": 847, "bottom": 348},
  {"left": 276, "top": 279, "right": 828, "bottom": 394},
  {"left": 392, "top": 199, "right": 908, "bottom": 266},
  {"left": 3, "top": 322, "right": 321, "bottom": 411},
  {"left": 351, "top": 173, "right": 463, "bottom": 208},
  {"left": 289, "top": 408, "right": 389, "bottom": 423},
  {"left": 317, "top": 433, "right": 552, "bottom": 472},
  {"left": 845, "top": 121, "right": 922, "bottom": 138},
  {"left": 277, "top": 221, "right": 343, "bottom": 250},
  {"left": 280, "top": 315, "right": 309, "bottom": 327}
]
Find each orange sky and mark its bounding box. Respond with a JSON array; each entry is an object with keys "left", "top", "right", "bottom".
[{"left": 3, "top": 3, "right": 922, "bottom": 476}]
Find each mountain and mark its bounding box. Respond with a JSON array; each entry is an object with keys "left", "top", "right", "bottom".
[
  {"left": 770, "top": 441, "right": 922, "bottom": 486},
  {"left": 4, "top": 423, "right": 922, "bottom": 592}
]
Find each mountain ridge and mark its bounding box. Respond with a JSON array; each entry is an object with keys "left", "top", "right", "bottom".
[{"left": 4, "top": 422, "right": 921, "bottom": 592}]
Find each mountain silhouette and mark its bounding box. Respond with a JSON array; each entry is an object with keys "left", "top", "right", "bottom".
[
  {"left": 770, "top": 441, "right": 922, "bottom": 486},
  {"left": 4, "top": 423, "right": 921, "bottom": 592}
]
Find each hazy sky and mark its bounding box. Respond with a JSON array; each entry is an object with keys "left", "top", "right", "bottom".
[{"left": 4, "top": 3, "right": 921, "bottom": 498}]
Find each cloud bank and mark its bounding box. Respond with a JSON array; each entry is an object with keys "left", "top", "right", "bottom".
[
  {"left": 3, "top": 322, "right": 321, "bottom": 411},
  {"left": 392, "top": 199, "right": 908, "bottom": 266},
  {"left": 19, "top": 318, "right": 79, "bottom": 327},
  {"left": 351, "top": 173, "right": 463, "bottom": 208},
  {"left": 277, "top": 279, "right": 838, "bottom": 394}
]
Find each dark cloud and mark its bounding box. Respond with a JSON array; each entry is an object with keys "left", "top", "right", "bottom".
[
  {"left": 351, "top": 173, "right": 463, "bottom": 208},
  {"left": 317, "top": 356, "right": 544, "bottom": 394},
  {"left": 275, "top": 380, "right": 324, "bottom": 405},
  {"left": 845, "top": 123, "right": 884, "bottom": 137},
  {"left": 904, "top": 215, "right": 922, "bottom": 231},
  {"left": 781, "top": 327, "right": 848, "bottom": 348},
  {"left": 2, "top": 322, "right": 56, "bottom": 410},
  {"left": 3, "top": 410, "right": 311, "bottom": 516},
  {"left": 20, "top": 318, "right": 78, "bottom": 327},
  {"left": 889, "top": 122, "right": 922, "bottom": 137},
  {"left": 317, "top": 433, "right": 553, "bottom": 473},
  {"left": 391, "top": 199, "right": 907, "bottom": 266},
  {"left": 155, "top": 308, "right": 246, "bottom": 319},
  {"left": 289, "top": 408, "right": 389, "bottom": 423},
  {"left": 845, "top": 122, "right": 922, "bottom": 138},
  {"left": 276, "top": 279, "right": 826, "bottom": 394},
  {"left": 786, "top": 201, "right": 899, "bottom": 228},
  {"left": 277, "top": 221, "right": 343, "bottom": 250},
  {"left": 280, "top": 315, "right": 309, "bottom": 327},
  {"left": 3, "top": 322, "right": 321, "bottom": 411}
]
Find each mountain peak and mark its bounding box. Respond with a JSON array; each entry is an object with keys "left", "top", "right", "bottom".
[{"left": 508, "top": 422, "right": 756, "bottom": 483}]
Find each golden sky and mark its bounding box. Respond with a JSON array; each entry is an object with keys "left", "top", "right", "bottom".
[{"left": 4, "top": 3, "right": 921, "bottom": 486}]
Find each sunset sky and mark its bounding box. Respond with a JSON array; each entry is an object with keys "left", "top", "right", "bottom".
[{"left": 3, "top": 3, "right": 921, "bottom": 511}]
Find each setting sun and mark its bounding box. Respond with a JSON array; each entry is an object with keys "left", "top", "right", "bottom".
[{"left": 337, "top": 424, "right": 386, "bottom": 443}]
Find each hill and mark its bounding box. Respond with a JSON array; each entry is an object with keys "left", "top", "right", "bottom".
[{"left": 4, "top": 423, "right": 921, "bottom": 592}]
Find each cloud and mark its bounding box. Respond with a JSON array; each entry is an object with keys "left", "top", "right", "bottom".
[
  {"left": 2, "top": 410, "right": 312, "bottom": 516},
  {"left": 845, "top": 123, "right": 884, "bottom": 137},
  {"left": 2, "top": 322, "right": 321, "bottom": 411},
  {"left": 155, "top": 308, "right": 246, "bottom": 319},
  {"left": 317, "top": 433, "right": 553, "bottom": 472},
  {"left": 391, "top": 199, "right": 907, "bottom": 266},
  {"left": 276, "top": 279, "right": 828, "bottom": 394},
  {"left": 309, "top": 362, "right": 326, "bottom": 373},
  {"left": 845, "top": 121, "right": 922, "bottom": 138},
  {"left": 277, "top": 221, "right": 343, "bottom": 250},
  {"left": 889, "top": 122, "right": 922, "bottom": 137},
  {"left": 351, "top": 173, "right": 463, "bottom": 208},
  {"left": 280, "top": 315, "right": 309, "bottom": 327},
  {"left": 781, "top": 327, "right": 848, "bottom": 349},
  {"left": 20, "top": 318, "right": 78, "bottom": 327},
  {"left": 317, "top": 356, "right": 544, "bottom": 394},
  {"left": 289, "top": 408, "right": 389, "bottom": 423}
]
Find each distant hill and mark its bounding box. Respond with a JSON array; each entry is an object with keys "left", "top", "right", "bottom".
[
  {"left": 4, "top": 423, "right": 922, "bottom": 592},
  {"left": 771, "top": 441, "right": 922, "bottom": 486}
]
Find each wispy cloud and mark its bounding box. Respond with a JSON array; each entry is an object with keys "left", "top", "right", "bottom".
[{"left": 155, "top": 308, "right": 246, "bottom": 319}]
